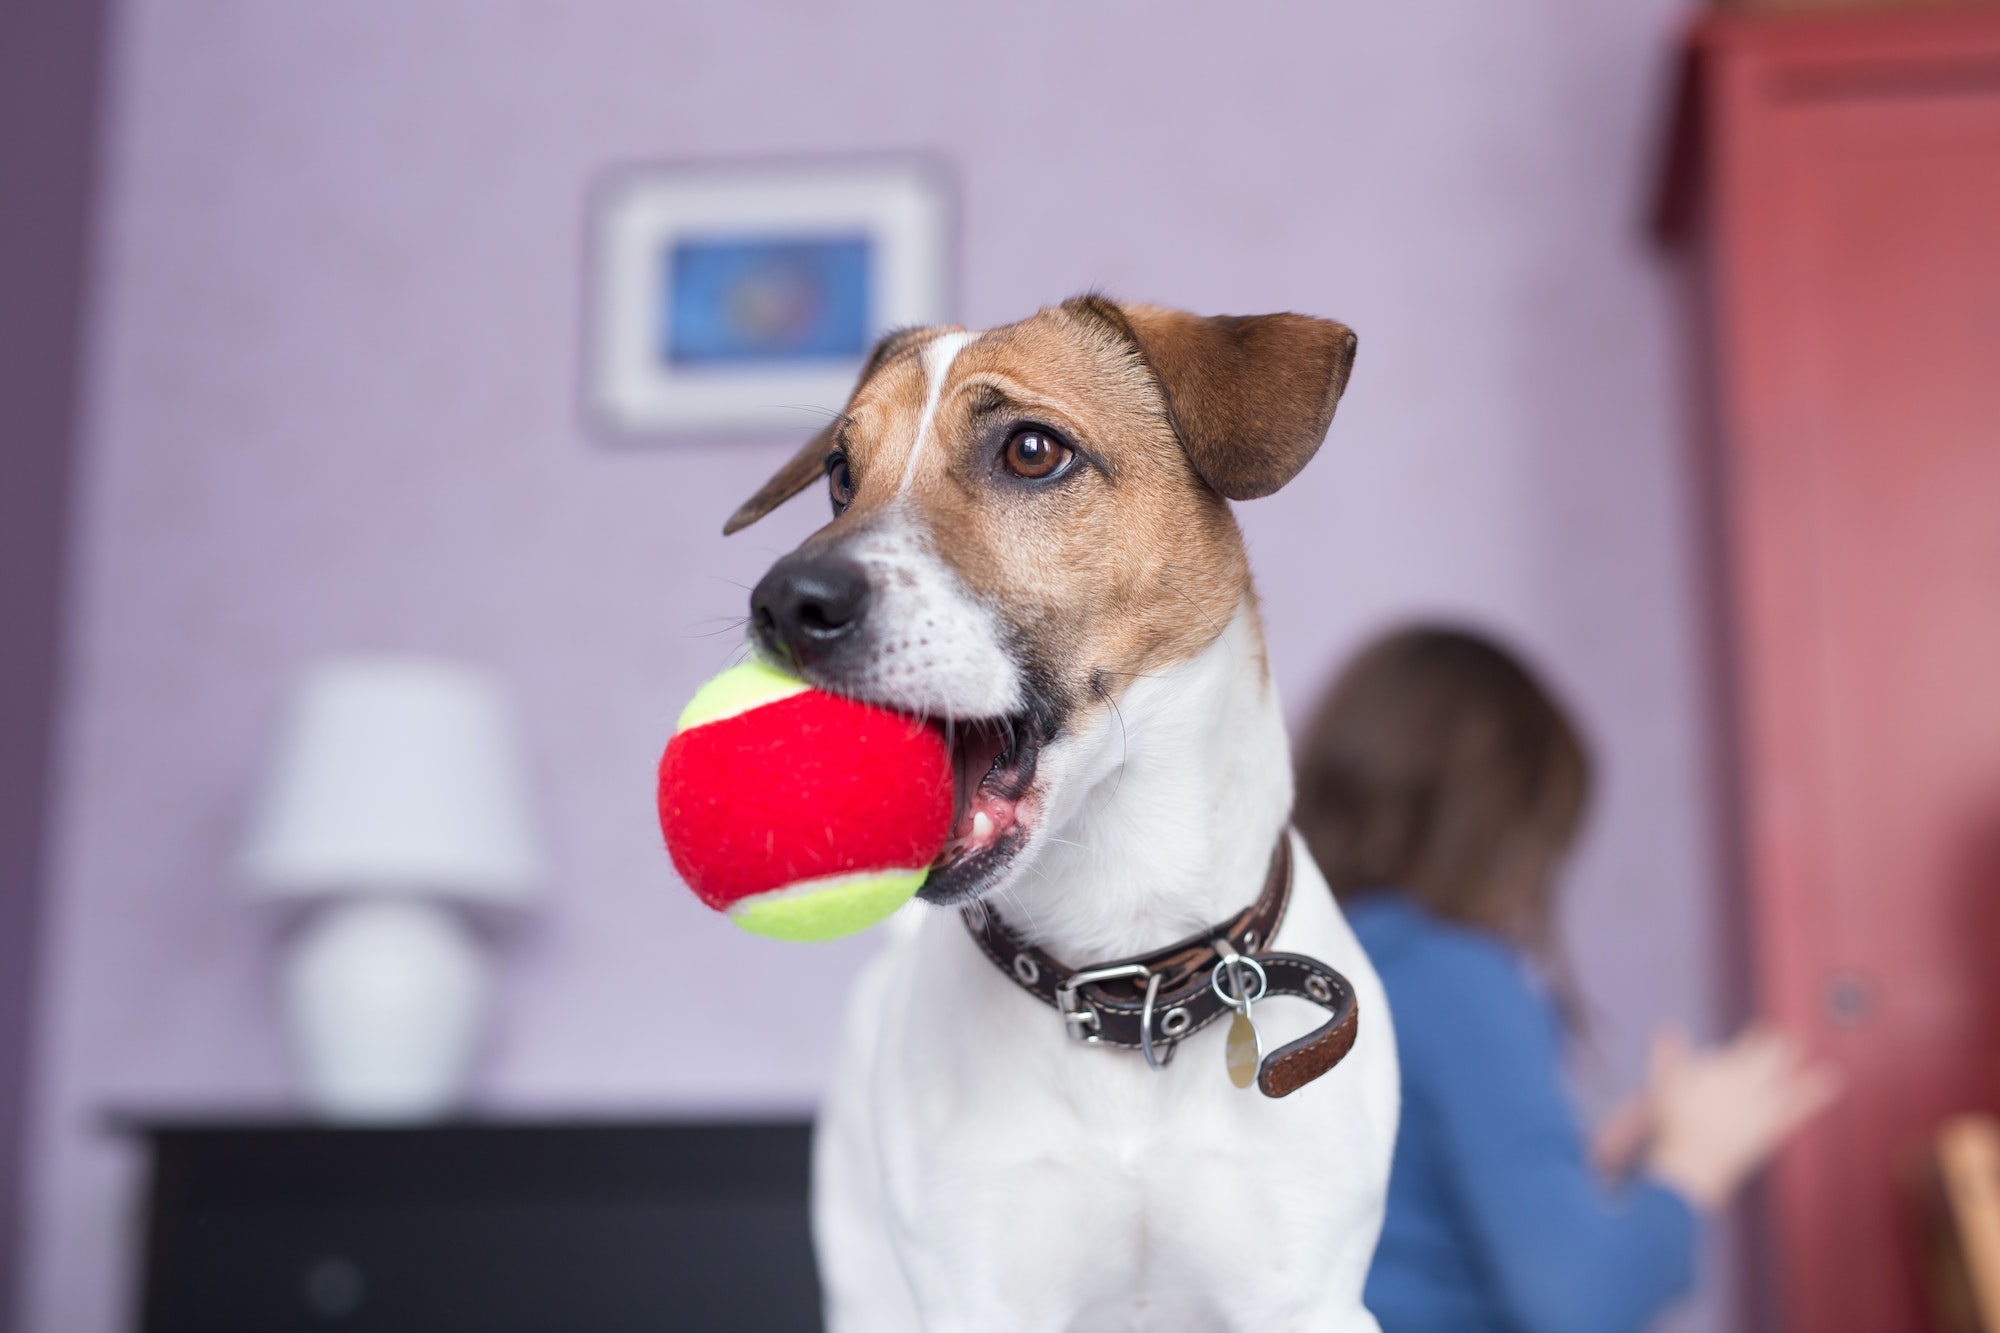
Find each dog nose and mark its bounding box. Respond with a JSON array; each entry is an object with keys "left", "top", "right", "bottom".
[{"left": 750, "top": 554, "right": 871, "bottom": 667}]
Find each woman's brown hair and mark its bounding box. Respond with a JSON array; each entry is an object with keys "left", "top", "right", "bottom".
[{"left": 1294, "top": 626, "right": 1591, "bottom": 951}]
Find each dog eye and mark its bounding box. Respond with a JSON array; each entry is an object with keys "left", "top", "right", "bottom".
[
  {"left": 1002, "top": 428, "right": 1072, "bottom": 481},
  {"left": 828, "top": 454, "right": 855, "bottom": 513}
]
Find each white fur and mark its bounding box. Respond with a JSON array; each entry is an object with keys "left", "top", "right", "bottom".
[
  {"left": 813, "top": 602, "right": 1400, "bottom": 1332},
  {"left": 830, "top": 517, "right": 1023, "bottom": 720},
  {"left": 830, "top": 329, "right": 1021, "bottom": 720},
  {"left": 899, "top": 331, "right": 978, "bottom": 494}
]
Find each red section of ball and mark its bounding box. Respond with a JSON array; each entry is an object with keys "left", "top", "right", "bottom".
[{"left": 657, "top": 690, "right": 953, "bottom": 911}]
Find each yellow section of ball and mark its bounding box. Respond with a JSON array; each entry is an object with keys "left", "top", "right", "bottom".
[
  {"left": 726, "top": 867, "right": 929, "bottom": 943},
  {"left": 675, "top": 657, "right": 809, "bottom": 733}
]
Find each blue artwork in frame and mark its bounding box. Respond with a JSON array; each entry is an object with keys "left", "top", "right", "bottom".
[
  {"left": 590, "top": 161, "right": 948, "bottom": 433},
  {"left": 664, "top": 235, "right": 874, "bottom": 366}
]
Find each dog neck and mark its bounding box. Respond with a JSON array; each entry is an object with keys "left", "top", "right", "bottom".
[{"left": 996, "top": 597, "right": 1294, "bottom": 964}]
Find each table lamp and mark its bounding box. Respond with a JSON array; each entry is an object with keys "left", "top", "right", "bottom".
[{"left": 240, "top": 657, "right": 545, "bottom": 1121}]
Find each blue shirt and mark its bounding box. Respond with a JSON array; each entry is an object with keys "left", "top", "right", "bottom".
[{"left": 1348, "top": 893, "right": 1698, "bottom": 1333}]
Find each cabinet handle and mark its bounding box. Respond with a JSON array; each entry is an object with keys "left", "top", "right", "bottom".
[{"left": 1824, "top": 973, "right": 1875, "bottom": 1027}]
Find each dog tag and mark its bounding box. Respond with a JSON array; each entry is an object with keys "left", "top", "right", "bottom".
[
  {"left": 1213, "top": 943, "right": 1268, "bottom": 1091},
  {"left": 1225, "top": 1009, "right": 1262, "bottom": 1089}
]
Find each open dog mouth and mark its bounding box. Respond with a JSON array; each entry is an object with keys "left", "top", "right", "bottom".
[{"left": 923, "top": 716, "right": 1042, "bottom": 902}]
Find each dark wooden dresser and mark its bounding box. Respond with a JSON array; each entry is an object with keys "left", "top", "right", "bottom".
[{"left": 127, "top": 1120, "right": 822, "bottom": 1333}]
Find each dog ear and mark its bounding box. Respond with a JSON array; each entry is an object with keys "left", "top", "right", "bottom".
[
  {"left": 1074, "top": 298, "right": 1358, "bottom": 501},
  {"left": 722, "top": 326, "right": 937, "bottom": 535},
  {"left": 722, "top": 425, "right": 837, "bottom": 535}
]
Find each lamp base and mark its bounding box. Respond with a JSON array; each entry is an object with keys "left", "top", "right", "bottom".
[{"left": 285, "top": 897, "right": 488, "bottom": 1122}]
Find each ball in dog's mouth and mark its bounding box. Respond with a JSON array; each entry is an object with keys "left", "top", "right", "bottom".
[{"left": 924, "top": 716, "right": 1041, "bottom": 902}]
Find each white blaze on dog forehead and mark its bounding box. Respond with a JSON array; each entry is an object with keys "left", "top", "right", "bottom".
[
  {"left": 896, "top": 330, "right": 978, "bottom": 494},
  {"left": 835, "top": 326, "right": 1019, "bottom": 721}
]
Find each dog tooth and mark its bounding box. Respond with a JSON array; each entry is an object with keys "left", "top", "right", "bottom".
[{"left": 971, "top": 811, "right": 993, "bottom": 840}]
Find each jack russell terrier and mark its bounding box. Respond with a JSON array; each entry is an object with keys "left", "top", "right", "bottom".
[{"left": 725, "top": 296, "right": 1398, "bottom": 1332}]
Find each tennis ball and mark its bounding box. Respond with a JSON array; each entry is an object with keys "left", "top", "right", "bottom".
[{"left": 656, "top": 659, "right": 952, "bottom": 942}]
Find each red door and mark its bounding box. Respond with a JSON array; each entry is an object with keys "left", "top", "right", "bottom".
[{"left": 1697, "top": 11, "right": 2000, "bottom": 1329}]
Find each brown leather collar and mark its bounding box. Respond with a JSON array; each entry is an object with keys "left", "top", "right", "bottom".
[{"left": 962, "top": 834, "right": 1360, "bottom": 1097}]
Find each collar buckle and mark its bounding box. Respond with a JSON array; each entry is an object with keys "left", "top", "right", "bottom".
[{"left": 1055, "top": 963, "right": 1150, "bottom": 1043}]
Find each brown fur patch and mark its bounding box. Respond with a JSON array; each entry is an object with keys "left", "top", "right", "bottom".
[
  {"left": 1069, "top": 297, "right": 1357, "bottom": 501},
  {"left": 730, "top": 298, "right": 1354, "bottom": 710},
  {"left": 817, "top": 307, "right": 1243, "bottom": 711},
  {"left": 721, "top": 325, "right": 959, "bottom": 535}
]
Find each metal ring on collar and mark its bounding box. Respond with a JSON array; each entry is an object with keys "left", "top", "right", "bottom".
[
  {"left": 1140, "top": 973, "right": 1173, "bottom": 1071},
  {"left": 1211, "top": 953, "right": 1269, "bottom": 1008}
]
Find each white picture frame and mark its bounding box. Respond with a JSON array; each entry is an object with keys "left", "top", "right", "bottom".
[{"left": 587, "top": 160, "right": 952, "bottom": 436}]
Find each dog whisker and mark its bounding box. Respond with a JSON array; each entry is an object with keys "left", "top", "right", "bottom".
[
  {"left": 1090, "top": 676, "right": 1131, "bottom": 811},
  {"left": 1157, "top": 565, "right": 1226, "bottom": 638},
  {"left": 1089, "top": 666, "right": 1163, "bottom": 683},
  {"left": 996, "top": 879, "right": 1046, "bottom": 936},
  {"left": 773, "top": 403, "right": 845, "bottom": 423}
]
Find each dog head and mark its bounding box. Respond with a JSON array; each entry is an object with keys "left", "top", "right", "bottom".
[{"left": 726, "top": 296, "right": 1356, "bottom": 905}]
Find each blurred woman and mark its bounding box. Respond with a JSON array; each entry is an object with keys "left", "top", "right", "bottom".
[{"left": 1297, "top": 626, "right": 1837, "bottom": 1333}]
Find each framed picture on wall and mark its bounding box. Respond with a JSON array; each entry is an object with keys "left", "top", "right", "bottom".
[{"left": 587, "top": 159, "right": 952, "bottom": 436}]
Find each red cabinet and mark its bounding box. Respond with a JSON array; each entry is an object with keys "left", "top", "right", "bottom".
[{"left": 1680, "top": 9, "right": 2000, "bottom": 1329}]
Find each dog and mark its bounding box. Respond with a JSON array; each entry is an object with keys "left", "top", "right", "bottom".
[{"left": 724, "top": 297, "right": 1399, "bottom": 1332}]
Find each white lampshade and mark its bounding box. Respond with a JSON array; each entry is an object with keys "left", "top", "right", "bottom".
[{"left": 240, "top": 657, "right": 546, "bottom": 904}]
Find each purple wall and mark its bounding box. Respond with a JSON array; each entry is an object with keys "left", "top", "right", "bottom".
[
  {"left": 21, "top": 3, "right": 1725, "bottom": 1331},
  {"left": 0, "top": 2, "right": 111, "bottom": 1329}
]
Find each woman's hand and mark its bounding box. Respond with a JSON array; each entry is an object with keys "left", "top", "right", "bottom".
[{"left": 1643, "top": 1025, "right": 1842, "bottom": 1211}]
